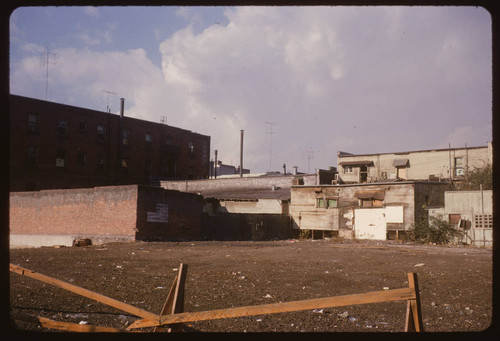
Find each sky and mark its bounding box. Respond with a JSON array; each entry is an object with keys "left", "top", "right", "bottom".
[{"left": 9, "top": 6, "right": 492, "bottom": 174}]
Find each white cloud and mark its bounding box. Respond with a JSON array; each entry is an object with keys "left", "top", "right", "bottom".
[
  {"left": 83, "top": 6, "right": 99, "bottom": 18},
  {"left": 10, "top": 6, "right": 492, "bottom": 173}
]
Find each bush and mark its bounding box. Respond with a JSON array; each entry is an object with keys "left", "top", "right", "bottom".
[{"left": 407, "top": 216, "right": 464, "bottom": 245}]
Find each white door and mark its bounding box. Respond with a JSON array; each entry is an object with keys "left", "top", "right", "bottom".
[{"left": 354, "top": 208, "right": 387, "bottom": 240}]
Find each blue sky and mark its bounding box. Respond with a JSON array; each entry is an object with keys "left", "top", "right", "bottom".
[{"left": 10, "top": 6, "right": 492, "bottom": 174}]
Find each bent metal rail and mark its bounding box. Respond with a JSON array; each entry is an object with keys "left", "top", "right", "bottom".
[{"left": 9, "top": 263, "right": 424, "bottom": 332}]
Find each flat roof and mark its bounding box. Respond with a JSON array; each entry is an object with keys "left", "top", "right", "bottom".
[{"left": 337, "top": 144, "right": 489, "bottom": 158}]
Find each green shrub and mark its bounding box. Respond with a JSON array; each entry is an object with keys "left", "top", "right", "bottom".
[{"left": 407, "top": 216, "right": 464, "bottom": 245}]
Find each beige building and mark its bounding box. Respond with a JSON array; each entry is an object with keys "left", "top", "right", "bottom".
[
  {"left": 337, "top": 143, "right": 492, "bottom": 184},
  {"left": 290, "top": 181, "right": 451, "bottom": 240},
  {"left": 428, "top": 190, "right": 493, "bottom": 246}
]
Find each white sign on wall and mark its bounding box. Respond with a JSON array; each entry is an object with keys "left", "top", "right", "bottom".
[
  {"left": 385, "top": 206, "right": 404, "bottom": 223},
  {"left": 147, "top": 203, "right": 168, "bottom": 223}
]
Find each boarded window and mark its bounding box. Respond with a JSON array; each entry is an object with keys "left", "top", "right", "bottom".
[{"left": 449, "top": 214, "right": 461, "bottom": 225}]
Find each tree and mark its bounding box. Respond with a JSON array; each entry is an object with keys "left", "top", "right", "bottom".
[{"left": 456, "top": 163, "right": 492, "bottom": 191}]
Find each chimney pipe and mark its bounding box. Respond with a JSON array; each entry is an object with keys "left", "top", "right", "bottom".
[
  {"left": 120, "top": 98, "right": 125, "bottom": 118},
  {"left": 240, "top": 130, "right": 244, "bottom": 177}
]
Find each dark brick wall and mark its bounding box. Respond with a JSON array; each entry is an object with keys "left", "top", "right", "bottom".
[
  {"left": 136, "top": 186, "right": 204, "bottom": 241},
  {"left": 9, "top": 94, "right": 211, "bottom": 192}
]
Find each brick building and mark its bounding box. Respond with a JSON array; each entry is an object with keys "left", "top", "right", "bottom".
[
  {"left": 9, "top": 95, "right": 210, "bottom": 191},
  {"left": 9, "top": 185, "right": 204, "bottom": 247}
]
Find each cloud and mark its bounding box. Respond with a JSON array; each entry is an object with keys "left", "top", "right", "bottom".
[
  {"left": 83, "top": 6, "right": 99, "bottom": 18},
  {"left": 10, "top": 6, "right": 492, "bottom": 173}
]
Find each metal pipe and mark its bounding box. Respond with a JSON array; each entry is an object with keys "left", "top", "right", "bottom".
[{"left": 240, "top": 130, "right": 244, "bottom": 177}]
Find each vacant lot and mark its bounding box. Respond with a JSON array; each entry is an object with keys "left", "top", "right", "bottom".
[{"left": 9, "top": 239, "right": 492, "bottom": 333}]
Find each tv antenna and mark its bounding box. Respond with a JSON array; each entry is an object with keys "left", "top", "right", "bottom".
[
  {"left": 102, "top": 90, "right": 117, "bottom": 113},
  {"left": 41, "top": 50, "right": 57, "bottom": 100},
  {"left": 265, "top": 122, "right": 282, "bottom": 172},
  {"left": 306, "top": 149, "right": 319, "bottom": 173}
]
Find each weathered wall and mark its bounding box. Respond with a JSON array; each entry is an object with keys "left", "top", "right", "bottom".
[
  {"left": 290, "top": 182, "right": 451, "bottom": 240},
  {"left": 10, "top": 186, "right": 139, "bottom": 247},
  {"left": 135, "top": 186, "right": 204, "bottom": 241},
  {"left": 337, "top": 144, "right": 491, "bottom": 183},
  {"left": 217, "top": 199, "right": 285, "bottom": 214},
  {"left": 160, "top": 175, "right": 297, "bottom": 193},
  {"left": 10, "top": 185, "right": 205, "bottom": 247}
]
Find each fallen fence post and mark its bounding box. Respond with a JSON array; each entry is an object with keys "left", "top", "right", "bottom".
[
  {"left": 405, "top": 272, "right": 424, "bottom": 332},
  {"left": 153, "top": 263, "right": 187, "bottom": 332},
  {"left": 10, "top": 263, "right": 160, "bottom": 324}
]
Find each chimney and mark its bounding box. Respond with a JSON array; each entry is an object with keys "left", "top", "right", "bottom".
[
  {"left": 240, "top": 130, "right": 244, "bottom": 178},
  {"left": 120, "top": 98, "right": 125, "bottom": 118},
  {"left": 292, "top": 166, "right": 298, "bottom": 175}
]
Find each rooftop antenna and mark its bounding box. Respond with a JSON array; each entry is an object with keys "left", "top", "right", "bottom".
[
  {"left": 41, "top": 49, "right": 57, "bottom": 100},
  {"left": 265, "top": 121, "right": 282, "bottom": 172},
  {"left": 306, "top": 149, "right": 319, "bottom": 173},
  {"left": 102, "top": 90, "right": 117, "bottom": 113}
]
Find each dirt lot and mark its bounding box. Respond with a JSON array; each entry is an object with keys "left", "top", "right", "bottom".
[{"left": 8, "top": 239, "right": 493, "bottom": 333}]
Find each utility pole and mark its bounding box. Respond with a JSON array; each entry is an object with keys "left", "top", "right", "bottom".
[{"left": 240, "top": 130, "right": 244, "bottom": 177}]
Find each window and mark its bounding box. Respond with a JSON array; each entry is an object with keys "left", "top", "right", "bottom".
[
  {"left": 28, "top": 113, "right": 38, "bottom": 133},
  {"left": 97, "top": 125, "right": 106, "bottom": 142},
  {"left": 454, "top": 157, "right": 464, "bottom": 176},
  {"left": 343, "top": 166, "right": 353, "bottom": 173},
  {"left": 96, "top": 154, "right": 105, "bottom": 173},
  {"left": 202, "top": 141, "right": 208, "bottom": 164},
  {"left": 77, "top": 151, "right": 86, "bottom": 165},
  {"left": 449, "top": 214, "right": 461, "bottom": 225},
  {"left": 145, "top": 133, "right": 153, "bottom": 148},
  {"left": 359, "top": 198, "right": 383, "bottom": 207},
  {"left": 188, "top": 141, "right": 194, "bottom": 156},
  {"left": 145, "top": 160, "right": 152, "bottom": 176},
  {"left": 122, "top": 129, "right": 130, "bottom": 146},
  {"left": 317, "top": 198, "right": 338, "bottom": 208},
  {"left": 121, "top": 158, "right": 129, "bottom": 174},
  {"left": 79, "top": 120, "right": 87, "bottom": 133},
  {"left": 56, "top": 149, "right": 66, "bottom": 167},
  {"left": 57, "top": 119, "right": 68, "bottom": 137},
  {"left": 26, "top": 146, "right": 37, "bottom": 167}
]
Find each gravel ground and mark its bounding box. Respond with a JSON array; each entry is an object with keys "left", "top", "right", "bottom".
[{"left": 8, "top": 239, "right": 494, "bottom": 334}]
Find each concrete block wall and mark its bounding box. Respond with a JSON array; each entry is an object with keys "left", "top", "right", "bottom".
[{"left": 160, "top": 175, "right": 297, "bottom": 193}]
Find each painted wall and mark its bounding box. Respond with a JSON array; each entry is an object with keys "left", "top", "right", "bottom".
[
  {"left": 290, "top": 182, "right": 450, "bottom": 240},
  {"left": 337, "top": 144, "right": 491, "bottom": 183}
]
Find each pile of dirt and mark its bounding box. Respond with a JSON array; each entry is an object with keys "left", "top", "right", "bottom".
[{"left": 8, "top": 239, "right": 493, "bottom": 333}]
